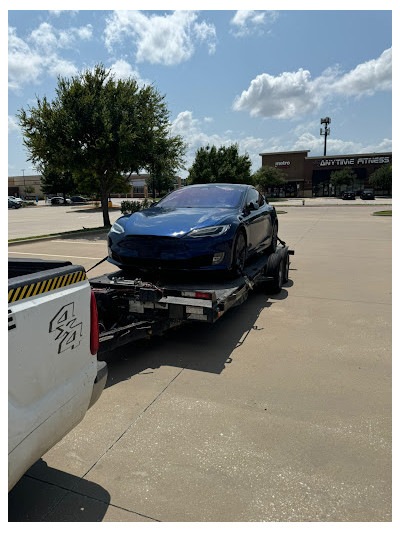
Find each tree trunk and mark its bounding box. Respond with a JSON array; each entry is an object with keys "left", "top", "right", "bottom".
[{"left": 101, "top": 189, "right": 111, "bottom": 227}]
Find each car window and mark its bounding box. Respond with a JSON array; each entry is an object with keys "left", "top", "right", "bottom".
[
  {"left": 245, "top": 188, "right": 259, "bottom": 207},
  {"left": 258, "top": 192, "right": 265, "bottom": 206},
  {"left": 157, "top": 186, "right": 244, "bottom": 208}
]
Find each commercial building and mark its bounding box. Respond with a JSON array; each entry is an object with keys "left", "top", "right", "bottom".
[
  {"left": 259, "top": 150, "right": 392, "bottom": 197},
  {"left": 8, "top": 175, "right": 42, "bottom": 198},
  {"left": 8, "top": 173, "right": 182, "bottom": 199}
]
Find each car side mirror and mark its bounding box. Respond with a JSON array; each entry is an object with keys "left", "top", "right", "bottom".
[{"left": 249, "top": 202, "right": 259, "bottom": 211}]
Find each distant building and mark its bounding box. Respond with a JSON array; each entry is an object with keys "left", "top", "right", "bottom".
[
  {"left": 111, "top": 174, "right": 182, "bottom": 199},
  {"left": 8, "top": 175, "right": 42, "bottom": 198},
  {"left": 259, "top": 150, "right": 392, "bottom": 197},
  {"left": 9, "top": 173, "right": 182, "bottom": 200}
]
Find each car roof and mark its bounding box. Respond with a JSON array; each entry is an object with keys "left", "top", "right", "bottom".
[{"left": 184, "top": 183, "right": 251, "bottom": 190}]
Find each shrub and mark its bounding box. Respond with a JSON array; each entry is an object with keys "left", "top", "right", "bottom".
[{"left": 121, "top": 200, "right": 143, "bottom": 215}]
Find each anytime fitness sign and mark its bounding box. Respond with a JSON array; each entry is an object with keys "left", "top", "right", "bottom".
[{"left": 318, "top": 156, "right": 390, "bottom": 167}]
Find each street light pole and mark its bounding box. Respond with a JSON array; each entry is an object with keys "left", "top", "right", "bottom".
[{"left": 21, "top": 169, "right": 25, "bottom": 198}]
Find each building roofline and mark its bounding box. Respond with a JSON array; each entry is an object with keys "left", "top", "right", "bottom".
[
  {"left": 259, "top": 150, "right": 310, "bottom": 156},
  {"left": 306, "top": 152, "right": 392, "bottom": 159}
]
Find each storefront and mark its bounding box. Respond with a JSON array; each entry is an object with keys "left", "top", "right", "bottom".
[{"left": 259, "top": 150, "right": 392, "bottom": 197}]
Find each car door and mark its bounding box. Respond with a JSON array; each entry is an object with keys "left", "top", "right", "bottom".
[
  {"left": 255, "top": 192, "right": 273, "bottom": 250},
  {"left": 242, "top": 188, "right": 271, "bottom": 252}
]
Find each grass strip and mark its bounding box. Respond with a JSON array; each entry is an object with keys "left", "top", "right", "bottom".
[
  {"left": 372, "top": 210, "right": 392, "bottom": 216},
  {"left": 8, "top": 226, "right": 109, "bottom": 243}
]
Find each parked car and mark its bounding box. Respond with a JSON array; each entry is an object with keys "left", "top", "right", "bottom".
[
  {"left": 107, "top": 183, "right": 278, "bottom": 276},
  {"left": 8, "top": 198, "right": 22, "bottom": 209},
  {"left": 360, "top": 190, "right": 375, "bottom": 200},
  {"left": 50, "top": 196, "right": 72, "bottom": 205},
  {"left": 342, "top": 191, "right": 356, "bottom": 200},
  {"left": 8, "top": 195, "right": 23, "bottom": 204},
  {"left": 70, "top": 196, "right": 90, "bottom": 203}
]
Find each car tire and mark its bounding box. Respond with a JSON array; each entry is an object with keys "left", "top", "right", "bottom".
[
  {"left": 229, "top": 230, "right": 247, "bottom": 278},
  {"left": 265, "top": 252, "right": 284, "bottom": 294},
  {"left": 266, "top": 221, "right": 278, "bottom": 254}
]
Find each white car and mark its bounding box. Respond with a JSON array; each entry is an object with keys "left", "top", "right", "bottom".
[
  {"left": 8, "top": 195, "right": 23, "bottom": 204},
  {"left": 50, "top": 196, "right": 72, "bottom": 205}
]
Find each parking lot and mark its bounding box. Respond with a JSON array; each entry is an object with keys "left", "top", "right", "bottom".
[{"left": 8, "top": 205, "right": 391, "bottom": 522}]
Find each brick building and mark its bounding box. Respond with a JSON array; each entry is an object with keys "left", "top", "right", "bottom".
[{"left": 259, "top": 150, "right": 392, "bottom": 197}]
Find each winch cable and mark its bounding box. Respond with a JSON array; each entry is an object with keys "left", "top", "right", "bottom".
[{"left": 86, "top": 256, "right": 109, "bottom": 274}]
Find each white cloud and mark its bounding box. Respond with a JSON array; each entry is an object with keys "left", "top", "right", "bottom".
[
  {"left": 47, "top": 57, "right": 78, "bottom": 78},
  {"left": 233, "top": 48, "right": 392, "bottom": 120},
  {"left": 108, "top": 59, "right": 149, "bottom": 87},
  {"left": 8, "top": 23, "right": 93, "bottom": 91},
  {"left": 170, "top": 110, "right": 265, "bottom": 177},
  {"left": 8, "top": 115, "right": 19, "bottom": 133},
  {"left": 233, "top": 68, "right": 320, "bottom": 119},
  {"left": 8, "top": 27, "right": 46, "bottom": 90},
  {"left": 29, "top": 22, "right": 93, "bottom": 50},
  {"left": 230, "top": 10, "right": 278, "bottom": 37},
  {"left": 329, "top": 48, "right": 392, "bottom": 96},
  {"left": 104, "top": 10, "right": 217, "bottom": 66}
]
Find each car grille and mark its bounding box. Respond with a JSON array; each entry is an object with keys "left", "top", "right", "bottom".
[
  {"left": 118, "top": 235, "right": 189, "bottom": 256},
  {"left": 114, "top": 236, "right": 214, "bottom": 269},
  {"left": 114, "top": 254, "right": 214, "bottom": 270}
]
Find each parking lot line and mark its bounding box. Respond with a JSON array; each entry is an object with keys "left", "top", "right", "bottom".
[
  {"left": 8, "top": 251, "right": 103, "bottom": 260},
  {"left": 50, "top": 240, "right": 106, "bottom": 245}
]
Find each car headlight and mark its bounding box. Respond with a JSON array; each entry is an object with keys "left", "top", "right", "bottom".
[
  {"left": 186, "top": 224, "right": 231, "bottom": 238},
  {"left": 109, "top": 221, "right": 125, "bottom": 234}
]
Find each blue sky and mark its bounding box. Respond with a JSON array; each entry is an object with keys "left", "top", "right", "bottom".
[{"left": 8, "top": 7, "right": 392, "bottom": 179}]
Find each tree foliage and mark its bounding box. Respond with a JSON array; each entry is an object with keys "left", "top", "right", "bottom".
[
  {"left": 330, "top": 168, "right": 356, "bottom": 187},
  {"left": 252, "top": 166, "right": 286, "bottom": 193},
  {"left": 187, "top": 144, "right": 252, "bottom": 185},
  {"left": 40, "top": 166, "right": 75, "bottom": 201},
  {"left": 17, "top": 64, "right": 185, "bottom": 226},
  {"left": 368, "top": 164, "right": 392, "bottom": 193}
]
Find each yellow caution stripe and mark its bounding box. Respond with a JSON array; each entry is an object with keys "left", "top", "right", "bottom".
[{"left": 8, "top": 270, "right": 87, "bottom": 304}]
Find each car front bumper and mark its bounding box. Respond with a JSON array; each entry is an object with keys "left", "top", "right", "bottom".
[{"left": 108, "top": 232, "right": 236, "bottom": 271}]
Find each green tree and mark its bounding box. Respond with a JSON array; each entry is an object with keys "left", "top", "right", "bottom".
[
  {"left": 17, "top": 64, "right": 185, "bottom": 226},
  {"left": 146, "top": 135, "right": 186, "bottom": 198},
  {"left": 330, "top": 168, "right": 356, "bottom": 195},
  {"left": 187, "top": 144, "right": 252, "bottom": 185},
  {"left": 252, "top": 166, "right": 286, "bottom": 195},
  {"left": 40, "top": 166, "right": 75, "bottom": 202},
  {"left": 368, "top": 164, "right": 392, "bottom": 195}
]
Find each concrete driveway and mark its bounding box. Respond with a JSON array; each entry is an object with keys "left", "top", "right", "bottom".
[{"left": 8, "top": 205, "right": 391, "bottom": 522}]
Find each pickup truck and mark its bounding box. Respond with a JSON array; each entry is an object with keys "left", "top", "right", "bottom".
[{"left": 8, "top": 258, "right": 107, "bottom": 491}]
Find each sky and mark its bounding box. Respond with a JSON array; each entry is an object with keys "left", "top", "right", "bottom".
[{"left": 7, "top": 5, "right": 393, "bottom": 180}]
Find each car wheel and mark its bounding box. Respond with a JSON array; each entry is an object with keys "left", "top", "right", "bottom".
[
  {"left": 265, "top": 252, "right": 284, "bottom": 294},
  {"left": 230, "top": 230, "right": 247, "bottom": 277},
  {"left": 266, "top": 222, "right": 278, "bottom": 254}
]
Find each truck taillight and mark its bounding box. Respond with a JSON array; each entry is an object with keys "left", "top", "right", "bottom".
[{"left": 90, "top": 291, "right": 99, "bottom": 355}]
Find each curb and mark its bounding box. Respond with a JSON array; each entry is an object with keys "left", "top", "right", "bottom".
[{"left": 8, "top": 228, "right": 109, "bottom": 247}]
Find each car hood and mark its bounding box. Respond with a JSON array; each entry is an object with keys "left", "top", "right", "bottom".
[{"left": 123, "top": 207, "right": 237, "bottom": 237}]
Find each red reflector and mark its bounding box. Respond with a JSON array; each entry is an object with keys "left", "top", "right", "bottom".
[
  {"left": 195, "top": 292, "right": 211, "bottom": 300},
  {"left": 90, "top": 291, "right": 100, "bottom": 355}
]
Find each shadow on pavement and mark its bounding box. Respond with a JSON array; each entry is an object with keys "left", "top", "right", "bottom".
[
  {"left": 8, "top": 459, "right": 110, "bottom": 522},
  {"left": 101, "top": 283, "right": 291, "bottom": 388}
]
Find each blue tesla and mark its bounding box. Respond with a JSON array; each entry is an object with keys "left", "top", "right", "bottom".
[{"left": 107, "top": 183, "right": 278, "bottom": 275}]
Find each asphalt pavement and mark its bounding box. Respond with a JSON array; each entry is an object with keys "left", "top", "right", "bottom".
[{"left": 8, "top": 204, "right": 392, "bottom": 522}]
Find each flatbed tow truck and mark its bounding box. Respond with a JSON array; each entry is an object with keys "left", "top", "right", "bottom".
[{"left": 90, "top": 242, "right": 294, "bottom": 359}]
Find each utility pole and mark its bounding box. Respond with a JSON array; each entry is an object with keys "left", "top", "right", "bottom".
[
  {"left": 320, "top": 117, "right": 331, "bottom": 156},
  {"left": 21, "top": 169, "right": 25, "bottom": 198}
]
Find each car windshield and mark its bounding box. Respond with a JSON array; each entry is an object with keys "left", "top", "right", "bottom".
[{"left": 157, "top": 186, "right": 244, "bottom": 209}]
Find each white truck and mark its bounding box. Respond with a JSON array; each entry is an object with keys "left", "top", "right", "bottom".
[{"left": 8, "top": 258, "right": 107, "bottom": 492}]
